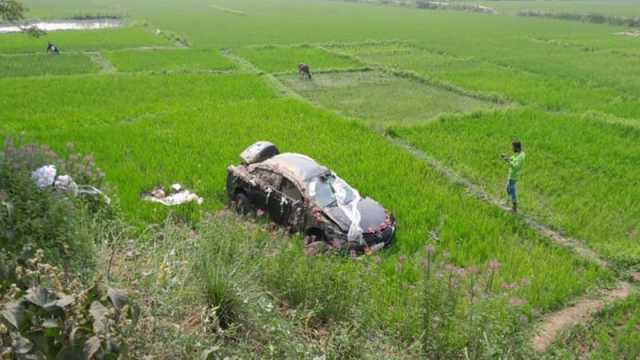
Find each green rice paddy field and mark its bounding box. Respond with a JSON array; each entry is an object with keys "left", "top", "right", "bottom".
[{"left": 3, "top": 0, "right": 639, "bottom": 357}]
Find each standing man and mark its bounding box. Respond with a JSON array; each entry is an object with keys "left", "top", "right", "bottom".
[{"left": 501, "top": 140, "right": 525, "bottom": 213}]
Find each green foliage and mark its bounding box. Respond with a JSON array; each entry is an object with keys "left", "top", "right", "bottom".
[
  {"left": 333, "top": 42, "right": 640, "bottom": 119},
  {"left": 0, "top": 0, "right": 25, "bottom": 23},
  {"left": 104, "top": 48, "right": 235, "bottom": 73},
  {"left": 394, "top": 108, "right": 640, "bottom": 266},
  {"left": 261, "top": 241, "right": 368, "bottom": 325},
  {"left": 278, "top": 71, "right": 501, "bottom": 124},
  {"left": 0, "top": 53, "right": 98, "bottom": 78},
  {"left": 0, "top": 27, "right": 170, "bottom": 54},
  {"left": 235, "top": 45, "right": 362, "bottom": 73},
  {"left": 0, "top": 249, "right": 139, "bottom": 359},
  {"left": 3, "top": 0, "right": 639, "bottom": 357},
  {"left": 0, "top": 139, "right": 108, "bottom": 270},
  {"left": 0, "top": 72, "right": 607, "bottom": 312},
  {"left": 420, "top": 245, "right": 528, "bottom": 358}
]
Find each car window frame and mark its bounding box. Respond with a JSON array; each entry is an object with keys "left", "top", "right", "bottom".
[{"left": 279, "top": 176, "right": 303, "bottom": 202}]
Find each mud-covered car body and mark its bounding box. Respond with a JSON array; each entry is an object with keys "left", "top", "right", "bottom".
[{"left": 226, "top": 142, "right": 395, "bottom": 252}]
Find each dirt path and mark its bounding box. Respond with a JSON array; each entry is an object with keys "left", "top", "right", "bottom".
[{"left": 531, "top": 282, "right": 632, "bottom": 353}]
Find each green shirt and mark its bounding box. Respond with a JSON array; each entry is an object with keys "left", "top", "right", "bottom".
[{"left": 508, "top": 152, "right": 525, "bottom": 181}]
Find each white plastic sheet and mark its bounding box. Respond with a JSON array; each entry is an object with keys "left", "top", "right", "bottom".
[
  {"left": 31, "top": 165, "right": 111, "bottom": 204},
  {"left": 32, "top": 165, "right": 57, "bottom": 188},
  {"left": 142, "top": 184, "right": 204, "bottom": 206}
]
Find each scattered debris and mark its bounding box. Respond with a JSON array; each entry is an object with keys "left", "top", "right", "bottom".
[
  {"left": 31, "top": 164, "right": 111, "bottom": 204},
  {"left": 142, "top": 183, "right": 204, "bottom": 206}
]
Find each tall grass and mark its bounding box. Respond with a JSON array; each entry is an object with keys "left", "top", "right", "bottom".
[
  {"left": 104, "top": 48, "right": 235, "bottom": 73},
  {"left": 0, "top": 53, "right": 98, "bottom": 78},
  {"left": 333, "top": 42, "right": 640, "bottom": 119},
  {"left": 0, "top": 27, "right": 170, "bottom": 54},
  {"left": 394, "top": 108, "right": 640, "bottom": 266},
  {"left": 234, "top": 45, "right": 361, "bottom": 74}
]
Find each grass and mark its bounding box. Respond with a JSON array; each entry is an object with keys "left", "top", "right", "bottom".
[
  {"left": 0, "top": 53, "right": 97, "bottom": 77},
  {"left": 393, "top": 108, "right": 640, "bottom": 266},
  {"left": 0, "top": 27, "right": 171, "bottom": 54},
  {"left": 0, "top": 73, "right": 275, "bottom": 134},
  {"left": 1, "top": 71, "right": 610, "bottom": 314},
  {"left": 103, "top": 48, "right": 235, "bottom": 73},
  {"left": 4, "top": 0, "right": 640, "bottom": 356},
  {"left": 278, "top": 71, "right": 501, "bottom": 124},
  {"left": 331, "top": 43, "right": 640, "bottom": 119},
  {"left": 234, "top": 45, "right": 362, "bottom": 73}
]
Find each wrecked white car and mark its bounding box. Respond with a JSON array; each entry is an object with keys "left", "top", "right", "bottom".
[{"left": 226, "top": 142, "right": 396, "bottom": 253}]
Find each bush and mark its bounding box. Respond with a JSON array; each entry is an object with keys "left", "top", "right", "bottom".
[
  {"left": 0, "top": 138, "right": 110, "bottom": 273},
  {"left": 0, "top": 249, "right": 139, "bottom": 359},
  {"left": 419, "top": 244, "right": 529, "bottom": 359}
]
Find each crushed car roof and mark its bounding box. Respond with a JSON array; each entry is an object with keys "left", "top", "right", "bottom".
[{"left": 262, "top": 153, "right": 329, "bottom": 182}]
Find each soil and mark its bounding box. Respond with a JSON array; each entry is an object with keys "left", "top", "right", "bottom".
[{"left": 531, "top": 282, "right": 632, "bottom": 353}]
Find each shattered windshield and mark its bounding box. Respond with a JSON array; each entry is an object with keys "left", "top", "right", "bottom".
[{"left": 308, "top": 174, "right": 357, "bottom": 208}]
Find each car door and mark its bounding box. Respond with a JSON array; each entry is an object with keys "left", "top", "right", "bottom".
[
  {"left": 278, "top": 177, "right": 305, "bottom": 230},
  {"left": 248, "top": 168, "right": 282, "bottom": 213}
]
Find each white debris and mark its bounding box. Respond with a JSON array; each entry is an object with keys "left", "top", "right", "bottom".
[
  {"left": 309, "top": 174, "right": 364, "bottom": 244},
  {"left": 32, "top": 164, "right": 111, "bottom": 204},
  {"left": 143, "top": 184, "right": 204, "bottom": 206},
  {"left": 32, "top": 165, "right": 57, "bottom": 188},
  {"left": 54, "top": 174, "right": 78, "bottom": 195}
]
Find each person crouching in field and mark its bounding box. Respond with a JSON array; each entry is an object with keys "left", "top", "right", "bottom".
[
  {"left": 298, "top": 63, "right": 312, "bottom": 80},
  {"left": 46, "top": 42, "right": 60, "bottom": 55},
  {"left": 501, "top": 140, "right": 525, "bottom": 213}
]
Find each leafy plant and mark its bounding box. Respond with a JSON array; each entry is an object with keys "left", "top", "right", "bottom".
[
  {"left": 0, "top": 249, "right": 139, "bottom": 359},
  {"left": 0, "top": 139, "right": 109, "bottom": 270}
]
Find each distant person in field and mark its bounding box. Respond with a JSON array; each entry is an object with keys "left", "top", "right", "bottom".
[
  {"left": 298, "top": 63, "right": 312, "bottom": 80},
  {"left": 46, "top": 42, "right": 60, "bottom": 55},
  {"left": 501, "top": 140, "right": 525, "bottom": 213}
]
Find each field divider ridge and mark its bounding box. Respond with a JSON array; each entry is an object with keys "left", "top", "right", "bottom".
[
  {"left": 220, "top": 49, "right": 309, "bottom": 101},
  {"left": 317, "top": 44, "right": 512, "bottom": 106},
  {"left": 87, "top": 51, "right": 117, "bottom": 74}
]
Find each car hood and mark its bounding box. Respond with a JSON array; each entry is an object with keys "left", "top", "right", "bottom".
[{"left": 322, "top": 197, "right": 387, "bottom": 233}]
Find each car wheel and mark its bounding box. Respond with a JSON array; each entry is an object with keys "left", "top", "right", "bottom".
[
  {"left": 233, "top": 192, "right": 253, "bottom": 216},
  {"left": 304, "top": 228, "right": 326, "bottom": 245}
]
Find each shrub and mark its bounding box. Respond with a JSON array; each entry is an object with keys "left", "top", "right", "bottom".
[
  {"left": 260, "top": 242, "right": 368, "bottom": 325},
  {"left": 0, "top": 138, "right": 110, "bottom": 272},
  {"left": 0, "top": 249, "right": 139, "bottom": 359},
  {"left": 419, "top": 244, "right": 528, "bottom": 359}
]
